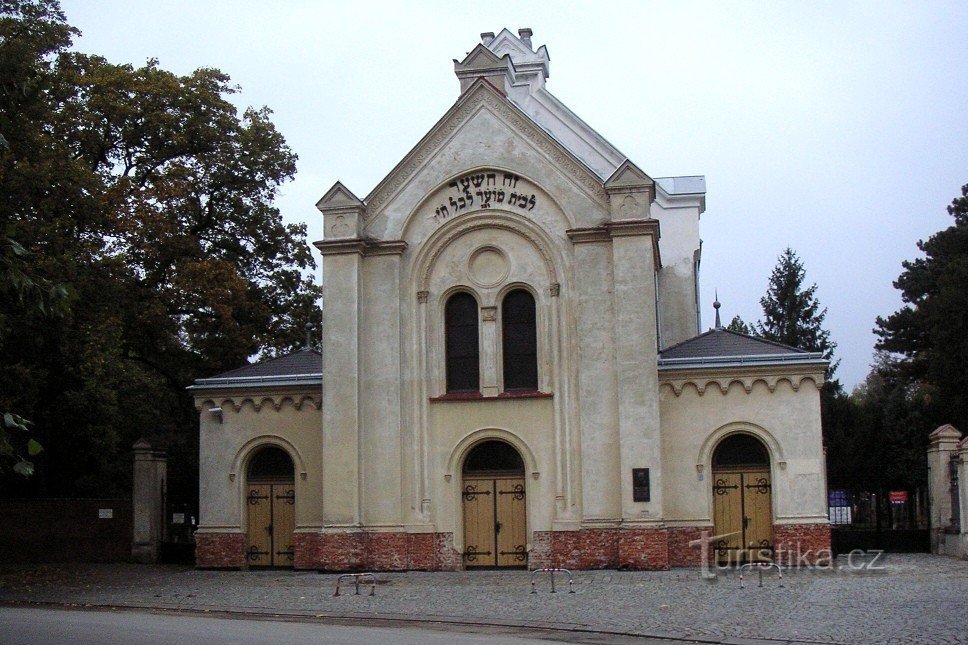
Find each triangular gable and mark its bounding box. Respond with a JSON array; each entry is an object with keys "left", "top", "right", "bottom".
[
  {"left": 363, "top": 79, "right": 608, "bottom": 220},
  {"left": 316, "top": 181, "right": 364, "bottom": 211},
  {"left": 487, "top": 28, "right": 550, "bottom": 71},
  {"left": 605, "top": 159, "right": 654, "bottom": 190},
  {"left": 455, "top": 43, "right": 513, "bottom": 73}
]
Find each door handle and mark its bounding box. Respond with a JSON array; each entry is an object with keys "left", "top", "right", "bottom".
[
  {"left": 495, "top": 521, "right": 502, "bottom": 534},
  {"left": 267, "top": 523, "right": 273, "bottom": 536},
  {"left": 743, "top": 517, "right": 749, "bottom": 529}
]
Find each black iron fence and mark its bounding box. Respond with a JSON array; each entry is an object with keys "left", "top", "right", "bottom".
[{"left": 829, "top": 488, "right": 930, "bottom": 553}]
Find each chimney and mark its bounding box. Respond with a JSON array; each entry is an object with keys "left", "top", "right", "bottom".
[
  {"left": 481, "top": 32, "right": 495, "bottom": 46},
  {"left": 518, "top": 28, "right": 533, "bottom": 49}
]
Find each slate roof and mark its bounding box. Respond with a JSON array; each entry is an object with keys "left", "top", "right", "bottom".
[
  {"left": 187, "top": 347, "right": 321, "bottom": 391},
  {"left": 658, "top": 329, "right": 826, "bottom": 369}
]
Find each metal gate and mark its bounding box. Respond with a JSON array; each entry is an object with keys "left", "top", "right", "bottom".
[{"left": 829, "top": 488, "right": 929, "bottom": 553}]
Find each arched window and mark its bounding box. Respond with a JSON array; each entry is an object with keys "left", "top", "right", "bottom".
[
  {"left": 445, "top": 292, "right": 480, "bottom": 392},
  {"left": 247, "top": 446, "right": 294, "bottom": 482},
  {"left": 712, "top": 433, "right": 770, "bottom": 469},
  {"left": 502, "top": 289, "right": 537, "bottom": 391}
]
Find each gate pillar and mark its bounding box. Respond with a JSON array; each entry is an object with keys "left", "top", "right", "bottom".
[
  {"left": 132, "top": 438, "right": 168, "bottom": 563},
  {"left": 927, "top": 425, "right": 963, "bottom": 557}
]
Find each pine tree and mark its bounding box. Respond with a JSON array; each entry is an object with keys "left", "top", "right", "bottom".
[
  {"left": 756, "top": 248, "right": 837, "bottom": 367},
  {"left": 875, "top": 183, "right": 968, "bottom": 431}
]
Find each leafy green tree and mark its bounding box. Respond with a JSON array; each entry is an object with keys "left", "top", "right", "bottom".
[
  {"left": 875, "top": 183, "right": 968, "bottom": 431},
  {"left": 0, "top": 0, "right": 321, "bottom": 501}
]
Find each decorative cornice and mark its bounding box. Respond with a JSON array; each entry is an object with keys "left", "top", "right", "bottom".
[
  {"left": 565, "top": 227, "right": 610, "bottom": 244},
  {"left": 566, "top": 219, "right": 661, "bottom": 266},
  {"left": 659, "top": 363, "right": 826, "bottom": 397},
  {"left": 364, "top": 81, "right": 607, "bottom": 217},
  {"left": 195, "top": 393, "right": 322, "bottom": 413},
  {"left": 605, "top": 218, "right": 659, "bottom": 238},
  {"left": 313, "top": 238, "right": 408, "bottom": 257}
]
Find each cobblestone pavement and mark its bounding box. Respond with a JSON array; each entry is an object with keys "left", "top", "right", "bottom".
[{"left": 0, "top": 554, "right": 966, "bottom": 643}]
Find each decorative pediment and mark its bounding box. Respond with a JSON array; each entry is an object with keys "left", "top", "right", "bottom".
[
  {"left": 605, "top": 159, "right": 654, "bottom": 191},
  {"left": 456, "top": 43, "right": 511, "bottom": 72},
  {"left": 362, "top": 79, "right": 608, "bottom": 224},
  {"left": 316, "top": 181, "right": 364, "bottom": 212},
  {"left": 929, "top": 424, "right": 963, "bottom": 441}
]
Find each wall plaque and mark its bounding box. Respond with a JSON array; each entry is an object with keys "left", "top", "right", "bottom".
[{"left": 632, "top": 468, "right": 650, "bottom": 502}]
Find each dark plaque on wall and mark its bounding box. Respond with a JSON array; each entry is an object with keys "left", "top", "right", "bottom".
[{"left": 632, "top": 468, "right": 650, "bottom": 502}]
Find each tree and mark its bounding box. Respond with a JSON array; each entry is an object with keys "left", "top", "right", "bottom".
[
  {"left": 0, "top": 0, "right": 321, "bottom": 500},
  {"left": 875, "top": 183, "right": 968, "bottom": 431},
  {"left": 756, "top": 248, "right": 838, "bottom": 374},
  {"left": 726, "top": 315, "right": 752, "bottom": 335}
]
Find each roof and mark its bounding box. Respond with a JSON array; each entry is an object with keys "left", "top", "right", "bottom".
[
  {"left": 481, "top": 29, "right": 706, "bottom": 195},
  {"left": 658, "top": 329, "right": 827, "bottom": 369},
  {"left": 187, "top": 347, "right": 322, "bottom": 391}
]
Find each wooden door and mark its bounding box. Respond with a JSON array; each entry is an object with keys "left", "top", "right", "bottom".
[
  {"left": 742, "top": 471, "right": 773, "bottom": 561},
  {"left": 270, "top": 485, "right": 295, "bottom": 566},
  {"left": 712, "top": 469, "right": 773, "bottom": 563},
  {"left": 495, "top": 477, "right": 528, "bottom": 566},
  {"left": 462, "top": 478, "right": 495, "bottom": 567},
  {"left": 462, "top": 476, "right": 527, "bottom": 567},
  {"left": 245, "top": 482, "right": 295, "bottom": 567},
  {"left": 712, "top": 472, "right": 744, "bottom": 562}
]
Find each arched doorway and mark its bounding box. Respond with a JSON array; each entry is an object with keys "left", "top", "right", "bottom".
[
  {"left": 461, "top": 440, "right": 528, "bottom": 568},
  {"left": 245, "top": 446, "right": 296, "bottom": 567},
  {"left": 711, "top": 433, "right": 773, "bottom": 564}
]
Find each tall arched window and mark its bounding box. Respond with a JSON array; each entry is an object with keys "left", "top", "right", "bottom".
[
  {"left": 445, "top": 292, "right": 480, "bottom": 392},
  {"left": 502, "top": 289, "right": 538, "bottom": 391}
]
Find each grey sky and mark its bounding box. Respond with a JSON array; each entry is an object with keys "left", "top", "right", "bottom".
[{"left": 60, "top": 0, "right": 968, "bottom": 390}]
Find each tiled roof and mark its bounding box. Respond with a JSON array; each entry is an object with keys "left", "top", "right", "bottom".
[
  {"left": 188, "top": 347, "right": 321, "bottom": 391},
  {"left": 659, "top": 329, "right": 826, "bottom": 369}
]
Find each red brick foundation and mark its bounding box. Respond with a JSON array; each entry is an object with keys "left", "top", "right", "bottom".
[
  {"left": 195, "top": 532, "right": 245, "bottom": 569},
  {"left": 667, "top": 526, "right": 715, "bottom": 567},
  {"left": 773, "top": 522, "right": 832, "bottom": 566},
  {"left": 531, "top": 528, "right": 669, "bottom": 570},
  {"left": 292, "top": 531, "right": 461, "bottom": 571}
]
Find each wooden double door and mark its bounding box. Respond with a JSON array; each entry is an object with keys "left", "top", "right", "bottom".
[
  {"left": 712, "top": 468, "right": 774, "bottom": 563},
  {"left": 245, "top": 481, "right": 295, "bottom": 567},
  {"left": 462, "top": 475, "right": 528, "bottom": 567}
]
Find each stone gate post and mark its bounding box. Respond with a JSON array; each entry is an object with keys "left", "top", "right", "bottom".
[
  {"left": 132, "top": 438, "right": 167, "bottom": 563},
  {"left": 926, "top": 424, "right": 964, "bottom": 557}
]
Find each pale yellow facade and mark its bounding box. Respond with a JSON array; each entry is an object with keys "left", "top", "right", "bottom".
[{"left": 192, "top": 28, "right": 831, "bottom": 570}]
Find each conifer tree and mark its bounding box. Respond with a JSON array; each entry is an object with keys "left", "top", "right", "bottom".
[{"left": 756, "top": 248, "right": 837, "bottom": 369}]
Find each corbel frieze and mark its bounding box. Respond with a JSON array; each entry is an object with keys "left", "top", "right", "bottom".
[
  {"left": 659, "top": 374, "right": 823, "bottom": 397},
  {"left": 195, "top": 394, "right": 322, "bottom": 414}
]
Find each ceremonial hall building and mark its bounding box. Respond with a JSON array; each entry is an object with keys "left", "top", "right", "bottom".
[{"left": 190, "top": 28, "right": 832, "bottom": 570}]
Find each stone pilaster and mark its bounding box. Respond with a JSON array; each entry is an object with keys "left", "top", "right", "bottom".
[
  {"left": 132, "top": 439, "right": 167, "bottom": 564},
  {"left": 927, "top": 424, "right": 963, "bottom": 555}
]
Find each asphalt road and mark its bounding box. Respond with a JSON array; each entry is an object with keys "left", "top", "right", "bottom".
[{"left": 0, "top": 607, "right": 578, "bottom": 645}]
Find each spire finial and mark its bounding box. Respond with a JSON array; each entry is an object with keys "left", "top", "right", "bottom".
[
  {"left": 713, "top": 291, "right": 722, "bottom": 330},
  {"left": 304, "top": 322, "right": 313, "bottom": 349}
]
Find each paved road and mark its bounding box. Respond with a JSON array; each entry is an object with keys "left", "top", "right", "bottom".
[
  {"left": 1, "top": 554, "right": 966, "bottom": 643},
  {"left": 0, "top": 606, "right": 588, "bottom": 644}
]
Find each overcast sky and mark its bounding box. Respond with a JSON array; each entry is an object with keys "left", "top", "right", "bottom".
[{"left": 60, "top": 0, "right": 967, "bottom": 390}]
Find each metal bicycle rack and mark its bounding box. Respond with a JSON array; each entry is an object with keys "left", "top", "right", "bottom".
[
  {"left": 739, "top": 562, "right": 783, "bottom": 588},
  {"left": 333, "top": 572, "right": 376, "bottom": 596},
  {"left": 530, "top": 568, "right": 575, "bottom": 594}
]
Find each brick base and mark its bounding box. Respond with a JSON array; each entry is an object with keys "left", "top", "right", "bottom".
[
  {"left": 194, "top": 532, "right": 245, "bottom": 569},
  {"left": 531, "top": 528, "right": 669, "bottom": 570},
  {"left": 292, "top": 531, "right": 461, "bottom": 571},
  {"left": 667, "top": 526, "right": 716, "bottom": 567},
  {"left": 773, "top": 522, "right": 832, "bottom": 566}
]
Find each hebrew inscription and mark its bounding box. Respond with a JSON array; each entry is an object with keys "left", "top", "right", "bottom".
[{"left": 432, "top": 172, "right": 538, "bottom": 223}]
